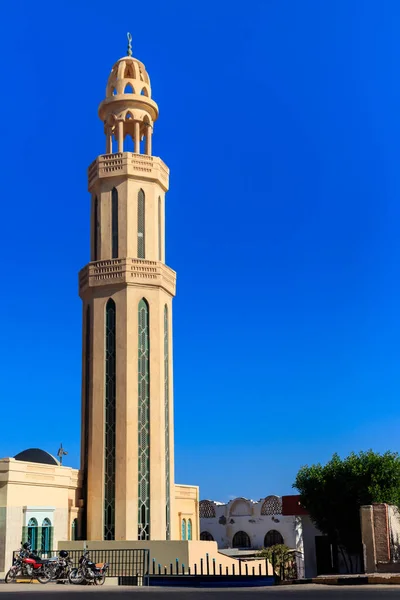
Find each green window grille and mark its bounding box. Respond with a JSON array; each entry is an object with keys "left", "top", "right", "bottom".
[
  {"left": 27, "top": 518, "right": 38, "bottom": 551},
  {"left": 41, "top": 518, "right": 52, "bottom": 553},
  {"left": 158, "top": 196, "right": 162, "bottom": 261},
  {"left": 111, "top": 188, "right": 118, "bottom": 259},
  {"left": 138, "top": 298, "right": 150, "bottom": 540},
  {"left": 93, "top": 196, "right": 99, "bottom": 261},
  {"left": 137, "top": 189, "right": 145, "bottom": 259},
  {"left": 104, "top": 298, "right": 116, "bottom": 540},
  {"left": 188, "top": 519, "right": 192, "bottom": 541},
  {"left": 82, "top": 304, "right": 91, "bottom": 540},
  {"left": 181, "top": 519, "right": 186, "bottom": 541},
  {"left": 164, "top": 304, "right": 170, "bottom": 539}
]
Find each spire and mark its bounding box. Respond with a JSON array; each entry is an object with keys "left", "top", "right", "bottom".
[
  {"left": 57, "top": 443, "right": 68, "bottom": 466},
  {"left": 127, "top": 32, "right": 132, "bottom": 57}
]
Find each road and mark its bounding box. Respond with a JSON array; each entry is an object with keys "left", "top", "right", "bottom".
[{"left": 1, "top": 584, "right": 400, "bottom": 598}]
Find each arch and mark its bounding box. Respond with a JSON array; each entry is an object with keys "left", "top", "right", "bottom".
[
  {"left": 27, "top": 518, "right": 38, "bottom": 551},
  {"left": 200, "top": 531, "right": 214, "bottom": 541},
  {"left": 261, "top": 495, "right": 282, "bottom": 516},
  {"left": 71, "top": 518, "right": 78, "bottom": 541},
  {"left": 41, "top": 518, "right": 52, "bottom": 553},
  {"left": 181, "top": 519, "right": 187, "bottom": 541},
  {"left": 199, "top": 500, "right": 216, "bottom": 519},
  {"left": 125, "top": 111, "right": 133, "bottom": 120},
  {"left": 264, "top": 530, "right": 284, "bottom": 548},
  {"left": 164, "top": 304, "right": 170, "bottom": 539},
  {"left": 138, "top": 298, "right": 150, "bottom": 540},
  {"left": 141, "top": 87, "right": 149, "bottom": 97},
  {"left": 137, "top": 189, "right": 145, "bottom": 258},
  {"left": 187, "top": 519, "right": 192, "bottom": 541},
  {"left": 230, "top": 498, "right": 252, "bottom": 517},
  {"left": 124, "top": 83, "right": 134, "bottom": 94},
  {"left": 158, "top": 196, "right": 162, "bottom": 261},
  {"left": 112, "top": 87, "right": 117, "bottom": 96},
  {"left": 93, "top": 196, "right": 99, "bottom": 261},
  {"left": 111, "top": 187, "right": 118, "bottom": 259},
  {"left": 104, "top": 299, "right": 116, "bottom": 540},
  {"left": 232, "top": 531, "right": 251, "bottom": 549},
  {"left": 124, "top": 62, "right": 136, "bottom": 79}
]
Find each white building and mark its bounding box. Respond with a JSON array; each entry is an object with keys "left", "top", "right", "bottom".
[{"left": 200, "top": 495, "right": 322, "bottom": 578}]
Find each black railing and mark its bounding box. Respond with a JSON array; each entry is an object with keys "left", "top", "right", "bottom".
[{"left": 13, "top": 549, "right": 150, "bottom": 579}]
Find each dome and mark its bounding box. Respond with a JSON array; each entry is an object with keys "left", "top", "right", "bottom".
[
  {"left": 106, "top": 56, "right": 151, "bottom": 99},
  {"left": 14, "top": 448, "right": 59, "bottom": 466}
]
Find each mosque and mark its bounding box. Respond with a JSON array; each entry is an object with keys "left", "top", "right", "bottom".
[{"left": 0, "top": 39, "right": 201, "bottom": 574}]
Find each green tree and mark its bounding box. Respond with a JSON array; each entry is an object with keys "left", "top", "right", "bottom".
[
  {"left": 293, "top": 450, "right": 400, "bottom": 572},
  {"left": 258, "top": 544, "right": 299, "bottom": 580}
]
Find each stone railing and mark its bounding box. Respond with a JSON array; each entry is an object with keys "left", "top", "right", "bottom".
[
  {"left": 79, "top": 258, "right": 176, "bottom": 296},
  {"left": 87, "top": 153, "right": 169, "bottom": 190}
]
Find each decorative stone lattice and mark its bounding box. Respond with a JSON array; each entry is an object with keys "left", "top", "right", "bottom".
[
  {"left": 199, "top": 500, "right": 216, "bottom": 519},
  {"left": 138, "top": 298, "right": 150, "bottom": 540},
  {"left": 261, "top": 495, "right": 282, "bottom": 516}
]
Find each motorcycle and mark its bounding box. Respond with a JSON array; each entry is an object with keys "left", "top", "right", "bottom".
[
  {"left": 5, "top": 543, "right": 53, "bottom": 584},
  {"left": 48, "top": 550, "right": 73, "bottom": 583},
  {"left": 68, "top": 550, "right": 109, "bottom": 585}
]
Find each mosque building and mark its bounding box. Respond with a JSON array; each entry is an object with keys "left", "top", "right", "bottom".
[{"left": 0, "top": 39, "right": 200, "bottom": 575}]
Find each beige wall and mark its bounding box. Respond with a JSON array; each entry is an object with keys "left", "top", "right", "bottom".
[{"left": 174, "top": 484, "right": 199, "bottom": 541}]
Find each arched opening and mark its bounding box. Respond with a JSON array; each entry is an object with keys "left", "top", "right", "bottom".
[
  {"left": 27, "top": 518, "right": 38, "bottom": 551},
  {"left": 200, "top": 531, "right": 214, "bottom": 541},
  {"left": 126, "top": 112, "right": 133, "bottom": 120},
  {"left": 112, "top": 87, "right": 117, "bottom": 96},
  {"left": 187, "top": 519, "right": 192, "bottom": 541},
  {"left": 124, "top": 63, "right": 136, "bottom": 78},
  {"left": 104, "top": 299, "right": 116, "bottom": 541},
  {"left": 181, "top": 519, "right": 187, "bottom": 541},
  {"left": 124, "top": 83, "right": 134, "bottom": 94},
  {"left": 124, "top": 134, "right": 134, "bottom": 152},
  {"left": 137, "top": 189, "right": 145, "bottom": 258},
  {"left": 141, "top": 87, "right": 149, "bottom": 97},
  {"left": 232, "top": 531, "right": 251, "bottom": 549},
  {"left": 264, "top": 530, "right": 284, "bottom": 548},
  {"left": 71, "top": 518, "right": 78, "bottom": 541},
  {"left": 41, "top": 518, "right": 52, "bottom": 553},
  {"left": 111, "top": 188, "right": 118, "bottom": 259},
  {"left": 138, "top": 298, "right": 150, "bottom": 541}
]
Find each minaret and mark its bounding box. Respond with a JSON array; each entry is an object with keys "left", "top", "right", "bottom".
[{"left": 79, "top": 37, "right": 175, "bottom": 541}]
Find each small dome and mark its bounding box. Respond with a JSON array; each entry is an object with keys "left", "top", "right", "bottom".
[
  {"left": 14, "top": 448, "right": 59, "bottom": 466},
  {"left": 106, "top": 56, "right": 151, "bottom": 99}
]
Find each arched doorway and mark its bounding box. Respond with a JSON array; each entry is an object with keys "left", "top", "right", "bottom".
[
  {"left": 232, "top": 531, "right": 251, "bottom": 548},
  {"left": 264, "top": 530, "right": 284, "bottom": 547}
]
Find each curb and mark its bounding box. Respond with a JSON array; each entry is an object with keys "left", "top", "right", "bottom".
[{"left": 280, "top": 576, "right": 400, "bottom": 586}]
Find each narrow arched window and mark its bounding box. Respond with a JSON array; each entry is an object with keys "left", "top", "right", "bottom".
[
  {"left": 188, "top": 519, "right": 192, "bottom": 541},
  {"left": 181, "top": 519, "right": 187, "bottom": 541},
  {"left": 27, "top": 518, "right": 38, "bottom": 551},
  {"left": 41, "top": 518, "right": 52, "bottom": 553},
  {"left": 93, "top": 196, "right": 99, "bottom": 261},
  {"left": 232, "top": 531, "right": 251, "bottom": 548},
  {"left": 164, "top": 304, "right": 170, "bottom": 539},
  {"left": 104, "top": 299, "right": 116, "bottom": 541},
  {"left": 158, "top": 196, "right": 162, "bottom": 261},
  {"left": 138, "top": 298, "right": 150, "bottom": 540},
  {"left": 137, "top": 189, "right": 145, "bottom": 258},
  {"left": 71, "top": 518, "right": 78, "bottom": 541},
  {"left": 111, "top": 188, "right": 118, "bottom": 259}
]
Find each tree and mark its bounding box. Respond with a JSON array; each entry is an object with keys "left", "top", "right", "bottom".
[
  {"left": 293, "top": 450, "right": 400, "bottom": 572},
  {"left": 258, "top": 544, "right": 300, "bottom": 580}
]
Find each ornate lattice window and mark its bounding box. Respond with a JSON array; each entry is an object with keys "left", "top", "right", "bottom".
[
  {"left": 93, "top": 196, "right": 99, "bottom": 261},
  {"left": 138, "top": 298, "right": 150, "bottom": 540},
  {"left": 137, "top": 189, "right": 145, "bottom": 258},
  {"left": 41, "top": 518, "right": 52, "bottom": 553},
  {"left": 232, "top": 531, "right": 251, "bottom": 549},
  {"left": 187, "top": 519, "right": 192, "bottom": 541},
  {"left": 199, "top": 500, "right": 216, "bottom": 519},
  {"left": 158, "top": 196, "right": 162, "bottom": 261},
  {"left": 111, "top": 188, "right": 118, "bottom": 259},
  {"left": 104, "top": 299, "right": 116, "bottom": 541},
  {"left": 200, "top": 531, "right": 214, "bottom": 541},
  {"left": 264, "top": 530, "right": 284, "bottom": 548},
  {"left": 164, "top": 305, "right": 170, "bottom": 539},
  {"left": 181, "top": 519, "right": 187, "bottom": 541},
  {"left": 261, "top": 496, "right": 282, "bottom": 516}
]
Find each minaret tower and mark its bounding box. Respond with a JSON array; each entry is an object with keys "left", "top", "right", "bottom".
[{"left": 79, "top": 36, "right": 175, "bottom": 541}]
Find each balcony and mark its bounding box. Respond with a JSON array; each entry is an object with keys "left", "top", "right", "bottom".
[{"left": 87, "top": 153, "right": 169, "bottom": 191}]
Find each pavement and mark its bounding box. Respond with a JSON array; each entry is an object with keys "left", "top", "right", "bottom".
[{"left": 1, "top": 585, "right": 400, "bottom": 598}]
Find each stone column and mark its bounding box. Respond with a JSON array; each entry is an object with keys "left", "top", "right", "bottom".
[
  {"left": 134, "top": 121, "right": 140, "bottom": 154},
  {"left": 118, "top": 121, "right": 124, "bottom": 153},
  {"left": 145, "top": 126, "right": 152, "bottom": 155}
]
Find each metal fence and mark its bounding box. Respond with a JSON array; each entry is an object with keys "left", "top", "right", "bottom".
[{"left": 13, "top": 549, "right": 150, "bottom": 579}]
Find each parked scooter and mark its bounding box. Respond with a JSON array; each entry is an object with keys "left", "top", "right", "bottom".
[
  {"left": 5, "top": 543, "right": 53, "bottom": 584},
  {"left": 68, "top": 550, "right": 109, "bottom": 585}
]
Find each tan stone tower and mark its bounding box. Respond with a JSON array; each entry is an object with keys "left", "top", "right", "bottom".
[{"left": 79, "top": 39, "right": 175, "bottom": 541}]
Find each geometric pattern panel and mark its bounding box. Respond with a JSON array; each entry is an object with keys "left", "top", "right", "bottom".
[
  {"left": 137, "top": 189, "right": 145, "bottom": 259},
  {"left": 104, "top": 298, "right": 116, "bottom": 541},
  {"left": 199, "top": 500, "right": 216, "bottom": 519},
  {"left": 111, "top": 187, "right": 118, "bottom": 259},
  {"left": 138, "top": 298, "right": 150, "bottom": 540},
  {"left": 261, "top": 495, "right": 282, "bottom": 516},
  {"left": 164, "top": 305, "right": 170, "bottom": 539}
]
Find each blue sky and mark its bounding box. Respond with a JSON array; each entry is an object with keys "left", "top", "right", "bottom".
[{"left": 1, "top": 0, "right": 400, "bottom": 503}]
